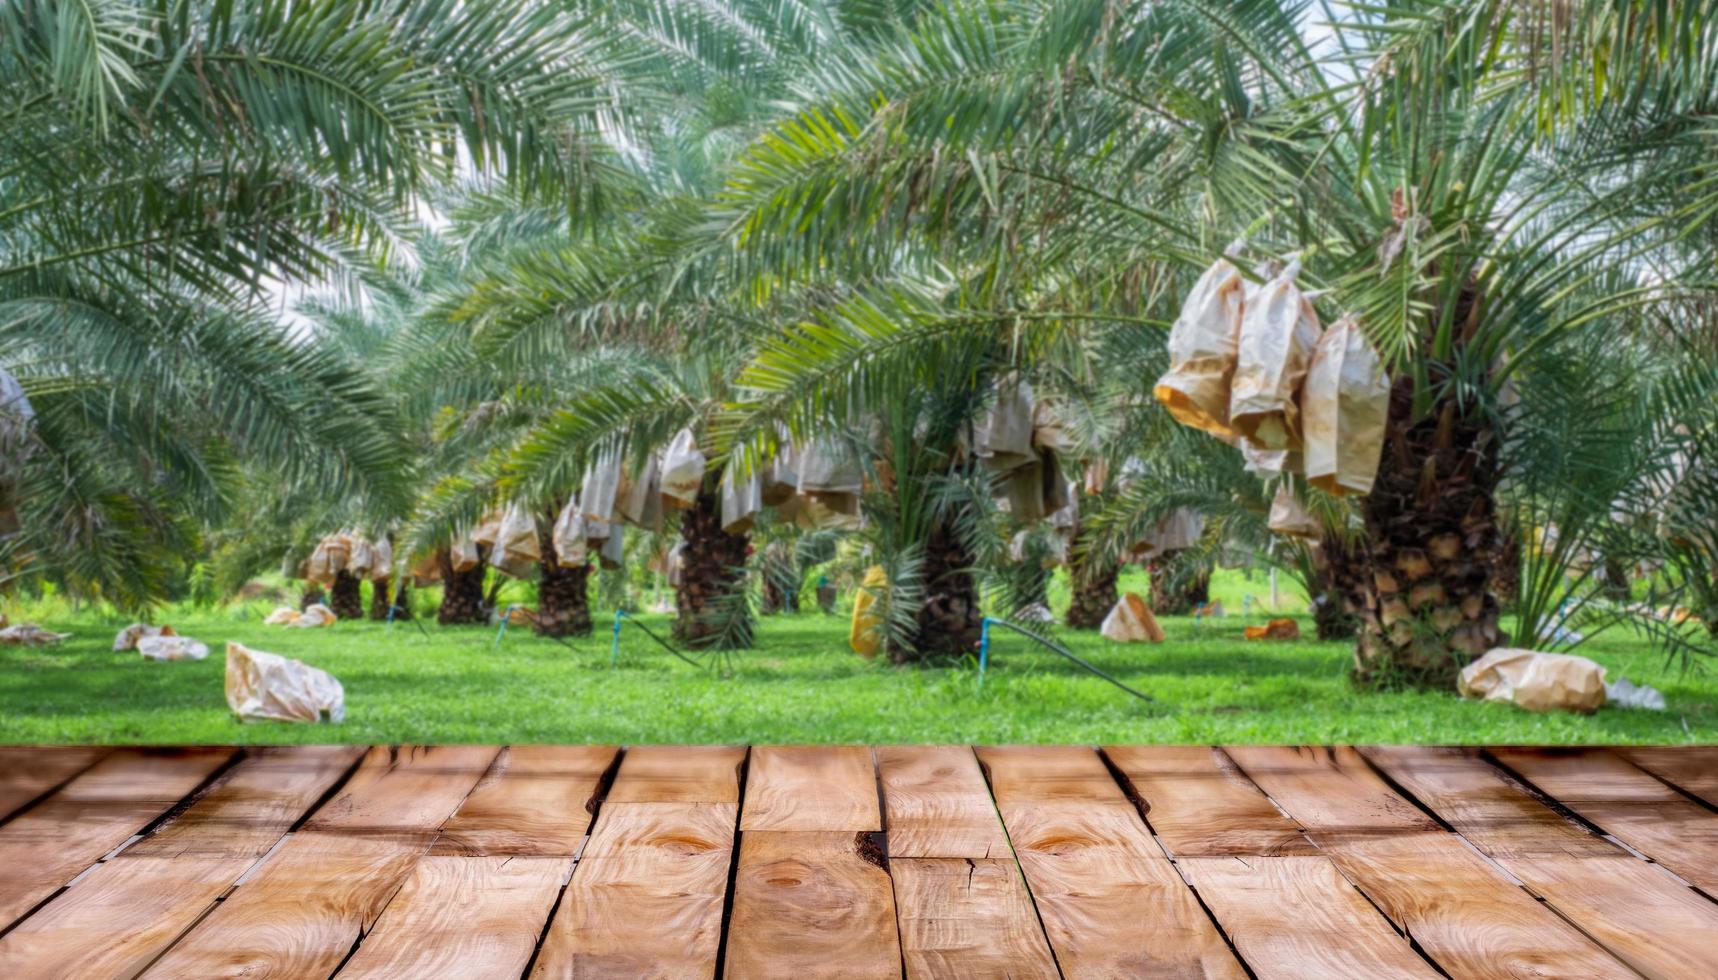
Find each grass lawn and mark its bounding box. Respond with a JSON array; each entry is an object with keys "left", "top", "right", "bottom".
[{"left": 3, "top": 569, "right": 1713, "bottom": 745}]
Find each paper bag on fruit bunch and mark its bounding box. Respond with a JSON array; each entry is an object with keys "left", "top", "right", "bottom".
[
  {"left": 598, "top": 524, "right": 625, "bottom": 570},
  {"left": 1230, "top": 260, "right": 1322, "bottom": 450},
  {"left": 976, "top": 378, "right": 1037, "bottom": 473},
  {"left": 660, "top": 428, "right": 707, "bottom": 506},
  {"left": 721, "top": 465, "right": 765, "bottom": 535},
  {"left": 616, "top": 454, "right": 663, "bottom": 531},
  {"left": 409, "top": 550, "right": 442, "bottom": 586},
  {"left": 344, "top": 535, "right": 375, "bottom": 580},
  {"left": 762, "top": 439, "right": 801, "bottom": 506},
  {"left": 449, "top": 532, "right": 482, "bottom": 572},
  {"left": 304, "top": 534, "right": 348, "bottom": 586},
  {"left": 1301, "top": 314, "right": 1389, "bottom": 496},
  {"left": 1267, "top": 483, "right": 1321, "bottom": 540},
  {"left": 368, "top": 538, "right": 393, "bottom": 581},
  {"left": 1101, "top": 592, "right": 1165, "bottom": 643},
  {"left": 551, "top": 498, "right": 589, "bottom": 567},
  {"left": 1155, "top": 257, "right": 1246, "bottom": 438},
  {"left": 225, "top": 642, "right": 344, "bottom": 724},
  {"left": 488, "top": 505, "right": 541, "bottom": 578},
  {"left": 578, "top": 451, "right": 623, "bottom": 541}
]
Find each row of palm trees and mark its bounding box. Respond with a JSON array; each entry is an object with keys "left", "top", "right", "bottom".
[{"left": 6, "top": 0, "right": 1717, "bottom": 689}]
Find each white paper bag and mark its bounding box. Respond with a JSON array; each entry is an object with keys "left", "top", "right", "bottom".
[
  {"left": 1155, "top": 258, "right": 1245, "bottom": 437},
  {"left": 660, "top": 428, "right": 708, "bottom": 505},
  {"left": 1302, "top": 314, "right": 1390, "bottom": 496},
  {"left": 226, "top": 642, "right": 345, "bottom": 723},
  {"left": 1231, "top": 263, "right": 1321, "bottom": 450},
  {"left": 139, "top": 635, "right": 209, "bottom": 662}
]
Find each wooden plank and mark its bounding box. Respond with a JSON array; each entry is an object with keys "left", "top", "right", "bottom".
[
  {"left": 0, "top": 747, "right": 232, "bottom": 927},
  {"left": 142, "top": 745, "right": 495, "bottom": 979},
  {"left": 976, "top": 746, "right": 1244, "bottom": 978},
  {"left": 530, "top": 745, "right": 743, "bottom": 978},
  {"left": 0, "top": 747, "right": 107, "bottom": 822},
  {"left": 432, "top": 745, "right": 617, "bottom": 856},
  {"left": 892, "top": 858, "right": 1057, "bottom": 979},
  {"left": 1367, "top": 745, "right": 1718, "bottom": 980},
  {"left": 1492, "top": 747, "right": 1718, "bottom": 891},
  {"left": 1103, "top": 745, "right": 1316, "bottom": 857},
  {"left": 725, "top": 831, "right": 901, "bottom": 979},
  {"left": 1621, "top": 745, "right": 1718, "bottom": 808},
  {"left": 0, "top": 746, "right": 362, "bottom": 980},
  {"left": 1104, "top": 746, "right": 1437, "bottom": 977},
  {"left": 1230, "top": 746, "right": 1632, "bottom": 980},
  {"left": 741, "top": 745, "right": 879, "bottom": 832},
  {"left": 1180, "top": 856, "right": 1441, "bottom": 978},
  {"left": 602, "top": 744, "right": 745, "bottom": 803},
  {"left": 876, "top": 745, "right": 1009, "bottom": 859},
  {"left": 338, "top": 855, "right": 572, "bottom": 979}
]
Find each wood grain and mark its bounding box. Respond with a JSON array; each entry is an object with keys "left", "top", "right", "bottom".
[
  {"left": 976, "top": 746, "right": 1244, "bottom": 978},
  {"left": 602, "top": 745, "right": 746, "bottom": 803},
  {"left": 1180, "top": 856, "right": 1442, "bottom": 978},
  {"left": 299, "top": 744, "right": 500, "bottom": 840},
  {"left": 1103, "top": 745, "right": 1316, "bottom": 857},
  {"left": 0, "top": 746, "right": 360, "bottom": 980},
  {"left": 876, "top": 745, "right": 1009, "bottom": 859},
  {"left": 741, "top": 745, "right": 880, "bottom": 831},
  {"left": 531, "top": 745, "right": 744, "bottom": 979},
  {"left": 892, "top": 857, "right": 1057, "bottom": 979},
  {"left": 1228, "top": 746, "right": 1631, "bottom": 980},
  {"left": 1621, "top": 745, "right": 1718, "bottom": 808},
  {"left": 0, "top": 747, "right": 232, "bottom": 927},
  {"left": 338, "top": 855, "right": 572, "bottom": 979},
  {"left": 1367, "top": 745, "right": 1718, "bottom": 980},
  {"left": 1491, "top": 746, "right": 1718, "bottom": 890},
  {"left": 432, "top": 745, "right": 617, "bottom": 856},
  {"left": 0, "top": 746, "right": 106, "bottom": 822},
  {"left": 724, "top": 831, "right": 901, "bottom": 979}
]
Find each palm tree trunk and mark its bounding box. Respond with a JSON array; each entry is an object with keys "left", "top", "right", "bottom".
[
  {"left": 673, "top": 487, "right": 753, "bottom": 649},
  {"left": 1149, "top": 554, "right": 1210, "bottom": 615},
  {"left": 1066, "top": 558, "right": 1119, "bottom": 630},
  {"left": 1353, "top": 380, "right": 1505, "bottom": 690},
  {"left": 534, "top": 514, "right": 592, "bottom": 637},
  {"left": 896, "top": 512, "right": 982, "bottom": 662},
  {"left": 1492, "top": 527, "right": 1521, "bottom": 607},
  {"left": 328, "top": 570, "right": 364, "bottom": 620},
  {"left": 1312, "top": 535, "right": 1361, "bottom": 641},
  {"left": 368, "top": 578, "right": 391, "bottom": 621},
  {"left": 299, "top": 583, "right": 325, "bottom": 611},
  {"left": 392, "top": 581, "right": 413, "bottom": 620},
  {"left": 437, "top": 546, "right": 489, "bottom": 625}
]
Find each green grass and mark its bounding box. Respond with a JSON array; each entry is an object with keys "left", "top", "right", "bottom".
[{"left": 2, "top": 569, "right": 1713, "bottom": 744}]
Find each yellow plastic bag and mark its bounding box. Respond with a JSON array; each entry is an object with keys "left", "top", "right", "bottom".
[
  {"left": 849, "top": 565, "right": 889, "bottom": 658},
  {"left": 1458, "top": 649, "right": 1607, "bottom": 713},
  {"left": 1231, "top": 262, "right": 1321, "bottom": 450},
  {"left": 1155, "top": 258, "right": 1245, "bottom": 438},
  {"left": 1303, "top": 314, "right": 1390, "bottom": 496}
]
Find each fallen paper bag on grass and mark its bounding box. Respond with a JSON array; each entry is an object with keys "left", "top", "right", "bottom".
[
  {"left": 1101, "top": 593, "right": 1165, "bottom": 643},
  {"left": 1605, "top": 677, "right": 1666, "bottom": 711},
  {"left": 1155, "top": 257, "right": 1245, "bottom": 438},
  {"left": 290, "top": 603, "right": 337, "bottom": 628},
  {"left": 1231, "top": 262, "right": 1321, "bottom": 450},
  {"left": 0, "top": 624, "right": 70, "bottom": 646},
  {"left": 113, "top": 622, "right": 175, "bottom": 652},
  {"left": 1302, "top": 314, "right": 1389, "bottom": 496},
  {"left": 1458, "top": 648, "right": 1606, "bottom": 713},
  {"left": 1243, "top": 618, "right": 1300, "bottom": 641},
  {"left": 263, "top": 606, "right": 301, "bottom": 626},
  {"left": 138, "top": 635, "right": 209, "bottom": 662},
  {"left": 850, "top": 565, "right": 889, "bottom": 659},
  {"left": 225, "top": 642, "right": 345, "bottom": 724}
]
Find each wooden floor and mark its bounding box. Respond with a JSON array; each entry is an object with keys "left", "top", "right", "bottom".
[{"left": 1, "top": 745, "right": 1715, "bottom": 978}]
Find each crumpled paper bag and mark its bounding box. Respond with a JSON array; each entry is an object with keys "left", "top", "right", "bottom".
[
  {"left": 721, "top": 465, "right": 764, "bottom": 535},
  {"left": 1243, "top": 618, "right": 1300, "bottom": 641},
  {"left": 1458, "top": 648, "right": 1607, "bottom": 713},
  {"left": 660, "top": 428, "right": 708, "bottom": 505},
  {"left": 225, "top": 642, "right": 345, "bottom": 723},
  {"left": 1302, "top": 314, "right": 1389, "bottom": 496},
  {"left": 290, "top": 603, "right": 338, "bottom": 628},
  {"left": 0, "top": 624, "right": 70, "bottom": 646},
  {"left": 1101, "top": 593, "right": 1165, "bottom": 643},
  {"left": 1155, "top": 258, "right": 1245, "bottom": 438},
  {"left": 616, "top": 454, "right": 664, "bottom": 531},
  {"left": 113, "top": 622, "right": 175, "bottom": 652},
  {"left": 1231, "top": 262, "right": 1321, "bottom": 450},
  {"left": 263, "top": 606, "right": 301, "bottom": 626},
  {"left": 579, "top": 452, "right": 622, "bottom": 540},
  {"left": 976, "top": 379, "right": 1037, "bottom": 473},
  {"left": 551, "top": 497, "right": 589, "bottom": 567},
  {"left": 138, "top": 635, "right": 209, "bottom": 661},
  {"left": 1267, "top": 484, "right": 1321, "bottom": 539},
  {"left": 489, "top": 505, "right": 540, "bottom": 578}
]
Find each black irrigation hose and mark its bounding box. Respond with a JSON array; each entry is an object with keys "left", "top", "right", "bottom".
[
  {"left": 612, "top": 610, "right": 706, "bottom": 669},
  {"left": 979, "top": 616, "right": 1155, "bottom": 703}
]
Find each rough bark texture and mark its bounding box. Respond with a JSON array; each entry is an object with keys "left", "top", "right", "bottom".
[
  {"left": 1313, "top": 535, "right": 1362, "bottom": 641},
  {"left": 1066, "top": 556, "right": 1119, "bottom": 630},
  {"left": 1492, "top": 527, "right": 1521, "bottom": 607},
  {"left": 368, "top": 578, "right": 391, "bottom": 621},
  {"left": 1601, "top": 554, "right": 1632, "bottom": 602},
  {"left": 298, "top": 583, "right": 324, "bottom": 611},
  {"left": 1353, "top": 372, "right": 1505, "bottom": 691},
  {"left": 673, "top": 487, "right": 753, "bottom": 650},
  {"left": 534, "top": 517, "right": 592, "bottom": 637},
  {"left": 1148, "top": 553, "right": 1211, "bottom": 615},
  {"left": 328, "top": 570, "right": 364, "bottom": 620},
  {"left": 896, "top": 512, "right": 983, "bottom": 662},
  {"left": 437, "top": 546, "right": 489, "bottom": 625},
  {"left": 760, "top": 544, "right": 799, "bottom": 615},
  {"left": 392, "top": 581, "right": 413, "bottom": 620}
]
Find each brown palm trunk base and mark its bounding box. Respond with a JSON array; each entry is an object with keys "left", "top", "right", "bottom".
[
  {"left": 761, "top": 575, "right": 800, "bottom": 614},
  {"left": 1066, "top": 558, "right": 1119, "bottom": 630},
  {"left": 392, "top": 581, "right": 413, "bottom": 620},
  {"left": 328, "top": 570, "right": 364, "bottom": 620},
  {"left": 1353, "top": 379, "right": 1505, "bottom": 691},
  {"left": 1149, "top": 555, "right": 1210, "bottom": 616},
  {"left": 368, "top": 578, "right": 391, "bottom": 621},
  {"left": 896, "top": 516, "right": 983, "bottom": 663},
  {"left": 437, "top": 546, "right": 489, "bottom": 625},
  {"left": 299, "top": 584, "right": 325, "bottom": 611},
  {"left": 673, "top": 488, "right": 753, "bottom": 650},
  {"left": 1313, "top": 535, "right": 1361, "bottom": 642},
  {"left": 1492, "top": 528, "right": 1521, "bottom": 607},
  {"left": 535, "top": 520, "right": 592, "bottom": 637}
]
